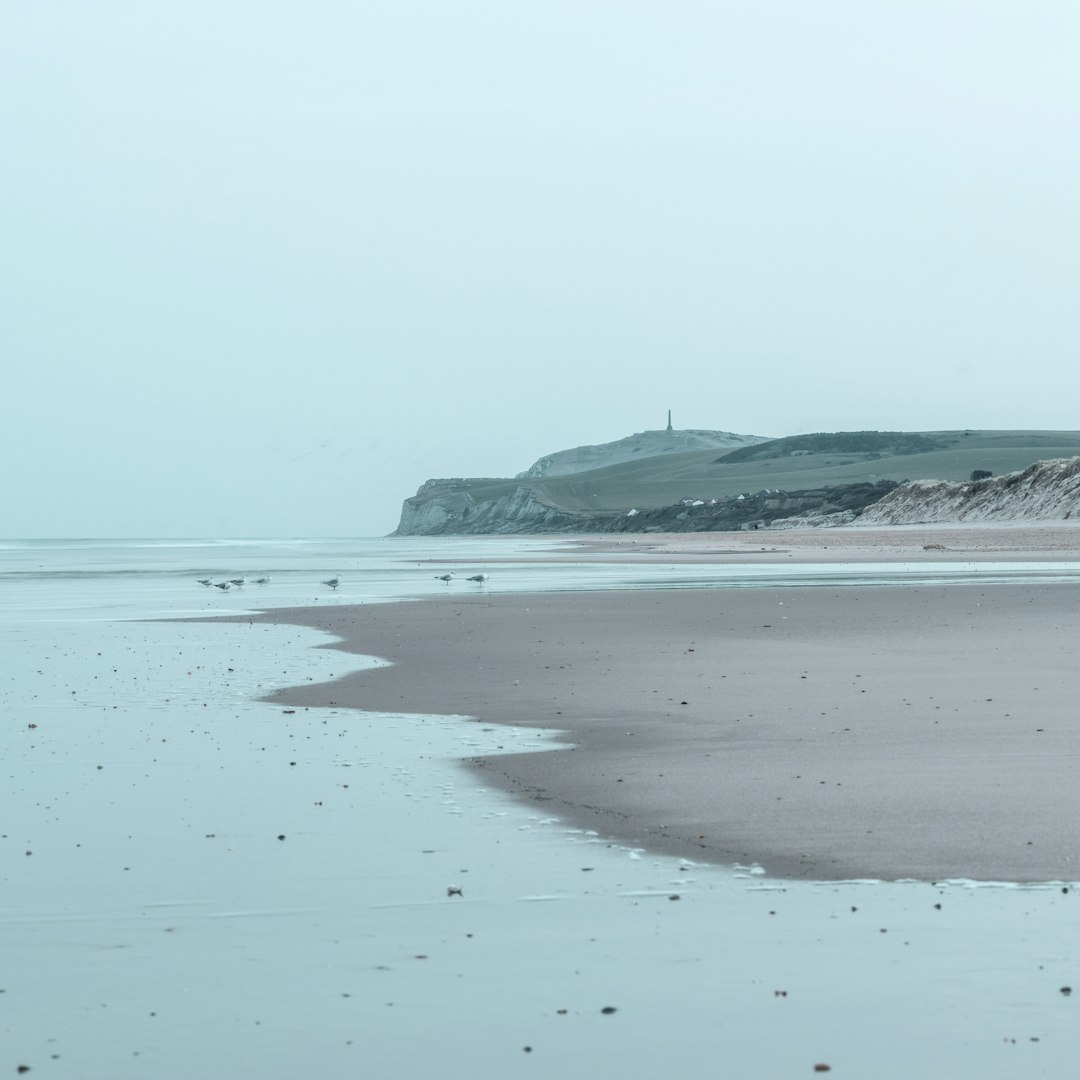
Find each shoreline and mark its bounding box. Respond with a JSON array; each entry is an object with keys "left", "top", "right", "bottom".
[{"left": 245, "top": 567, "right": 1080, "bottom": 882}]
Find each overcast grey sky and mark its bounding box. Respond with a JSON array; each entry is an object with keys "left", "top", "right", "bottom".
[{"left": 3, "top": 1, "right": 1077, "bottom": 537}]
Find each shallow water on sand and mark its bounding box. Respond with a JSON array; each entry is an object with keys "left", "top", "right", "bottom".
[{"left": 3, "top": 538, "right": 1078, "bottom": 1078}]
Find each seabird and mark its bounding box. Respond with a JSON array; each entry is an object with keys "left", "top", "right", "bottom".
[
  {"left": 322, "top": 577, "right": 341, "bottom": 590},
  {"left": 466, "top": 573, "right": 489, "bottom": 583},
  {"left": 254, "top": 576, "right": 271, "bottom": 584},
  {"left": 214, "top": 581, "right": 231, "bottom": 591},
  {"left": 197, "top": 578, "right": 213, "bottom": 586},
  {"left": 229, "top": 577, "right": 246, "bottom": 587},
  {"left": 434, "top": 572, "right": 455, "bottom": 584}
]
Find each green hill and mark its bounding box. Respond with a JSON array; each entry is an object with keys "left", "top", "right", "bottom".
[
  {"left": 396, "top": 430, "right": 1080, "bottom": 534},
  {"left": 512, "top": 430, "right": 1080, "bottom": 511}
]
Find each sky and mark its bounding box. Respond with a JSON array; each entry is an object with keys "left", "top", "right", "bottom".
[{"left": 2, "top": 1, "right": 1078, "bottom": 537}]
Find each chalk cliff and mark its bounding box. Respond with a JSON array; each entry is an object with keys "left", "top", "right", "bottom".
[{"left": 395, "top": 479, "right": 605, "bottom": 536}]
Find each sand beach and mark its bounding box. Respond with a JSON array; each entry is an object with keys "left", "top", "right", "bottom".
[
  {"left": 572, "top": 522, "right": 1080, "bottom": 564},
  {"left": 255, "top": 574, "right": 1080, "bottom": 882}
]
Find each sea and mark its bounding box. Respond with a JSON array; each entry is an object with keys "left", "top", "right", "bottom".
[{"left": 3, "top": 537, "right": 1078, "bottom": 1079}]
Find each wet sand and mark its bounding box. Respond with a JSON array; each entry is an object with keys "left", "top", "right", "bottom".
[
  {"left": 254, "top": 578, "right": 1080, "bottom": 882},
  {"left": 8, "top": 536, "right": 1079, "bottom": 1079}
]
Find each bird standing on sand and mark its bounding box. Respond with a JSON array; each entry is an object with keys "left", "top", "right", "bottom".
[
  {"left": 229, "top": 577, "right": 246, "bottom": 587},
  {"left": 434, "top": 572, "right": 455, "bottom": 584},
  {"left": 254, "top": 576, "right": 271, "bottom": 584},
  {"left": 214, "top": 581, "right": 231, "bottom": 591},
  {"left": 466, "top": 574, "right": 489, "bottom": 583},
  {"left": 197, "top": 578, "right": 213, "bottom": 586},
  {"left": 322, "top": 577, "right": 341, "bottom": 590}
]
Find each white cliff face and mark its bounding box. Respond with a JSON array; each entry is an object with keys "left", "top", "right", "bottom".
[
  {"left": 857, "top": 457, "right": 1080, "bottom": 525},
  {"left": 518, "top": 428, "right": 770, "bottom": 478},
  {"left": 395, "top": 483, "right": 477, "bottom": 534},
  {"left": 395, "top": 483, "right": 593, "bottom": 535}
]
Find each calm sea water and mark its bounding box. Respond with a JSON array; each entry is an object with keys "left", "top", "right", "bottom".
[{"left": 3, "top": 538, "right": 1078, "bottom": 1079}]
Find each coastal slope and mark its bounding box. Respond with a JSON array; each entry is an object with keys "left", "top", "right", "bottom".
[{"left": 858, "top": 456, "right": 1080, "bottom": 525}]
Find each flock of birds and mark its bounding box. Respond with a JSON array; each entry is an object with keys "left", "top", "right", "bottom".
[
  {"left": 197, "top": 575, "right": 340, "bottom": 591},
  {"left": 196, "top": 575, "right": 273, "bottom": 591},
  {"left": 197, "top": 572, "right": 489, "bottom": 591}
]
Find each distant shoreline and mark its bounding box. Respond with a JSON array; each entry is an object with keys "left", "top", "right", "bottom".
[{"left": 565, "top": 521, "right": 1080, "bottom": 564}]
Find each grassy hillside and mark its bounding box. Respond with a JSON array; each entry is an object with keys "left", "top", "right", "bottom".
[{"left": 494, "top": 430, "right": 1080, "bottom": 512}]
